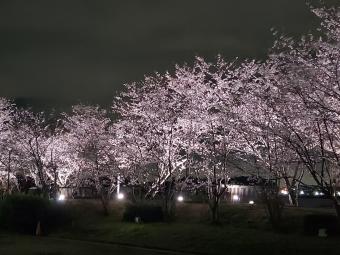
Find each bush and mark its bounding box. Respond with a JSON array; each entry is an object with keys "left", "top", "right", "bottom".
[
  {"left": 0, "top": 194, "right": 71, "bottom": 235},
  {"left": 46, "top": 202, "right": 73, "bottom": 230},
  {"left": 303, "top": 214, "right": 340, "bottom": 236},
  {"left": 123, "top": 204, "right": 164, "bottom": 223}
]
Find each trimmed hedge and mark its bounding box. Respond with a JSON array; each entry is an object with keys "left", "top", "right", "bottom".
[
  {"left": 123, "top": 204, "right": 164, "bottom": 223},
  {"left": 0, "top": 194, "right": 71, "bottom": 235}
]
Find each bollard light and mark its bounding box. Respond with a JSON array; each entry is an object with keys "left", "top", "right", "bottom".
[
  {"left": 232, "top": 194, "right": 240, "bottom": 202},
  {"left": 58, "top": 194, "right": 65, "bottom": 201},
  {"left": 117, "top": 193, "right": 124, "bottom": 200},
  {"left": 280, "top": 189, "right": 288, "bottom": 195},
  {"left": 177, "top": 195, "right": 184, "bottom": 202}
]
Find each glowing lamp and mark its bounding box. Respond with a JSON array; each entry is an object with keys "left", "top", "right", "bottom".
[
  {"left": 117, "top": 193, "right": 124, "bottom": 200},
  {"left": 58, "top": 194, "right": 65, "bottom": 201},
  {"left": 177, "top": 195, "right": 184, "bottom": 202},
  {"left": 232, "top": 194, "right": 240, "bottom": 201},
  {"left": 280, "top": 189, "right": 288, "bottom": 195}
]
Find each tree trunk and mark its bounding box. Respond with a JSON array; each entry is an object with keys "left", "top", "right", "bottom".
[
  {"left": 209, "top": 197, "right": 220, "bottom": 224},
  {"left": 6, "top": 150, "right": 12, "bottom": 195},
  {"left": 36, "top": 163, "right": 49, "bottom": 198},
  {"left": 100, "top": 192, "right": 110, "bottom": 216},
  {"left": 288, "top": 189, "right": 298, "bottom": 207},
  {"left": 52, "top": 167, "right": 58, "bottom": 201},
  {"left": 163, "top": 188, "right": 175, "bottom": 221},
  {"left": 7, "top": 168, "right": 10, "bottom": 195},
  {"left": 331, "top": 196, "right": 340, "bottom": 223},
  {"left": 283, "top": 177, "right": 298, "bottom": 207},
  {"left": 261, "top": 185, "right": 284, "bottom": 229},
  {"left": 161, "top": 179, "right": 177, "bottom": 221},
  {"left": 41, "top": 183, "right": 49, "bottom": 198}
]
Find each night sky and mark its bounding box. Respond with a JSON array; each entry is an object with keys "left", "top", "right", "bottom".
[{"left": 0, "top": 0, "right": 339, "bottom": 111}]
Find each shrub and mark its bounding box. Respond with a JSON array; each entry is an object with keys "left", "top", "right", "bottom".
[
  {"left": 303, "top": 214, "right": 340, "bottom": 236},
  {"left": 123, "top": 204, "right": 164, "bottom": 223},
  {"left": 0, "top": 194, "right": 71, "bottom": 235},
  {"left": 46, "top": 202, "right": 73, "bottom": 230}
]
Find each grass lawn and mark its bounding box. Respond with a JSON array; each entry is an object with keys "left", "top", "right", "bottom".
[
  {"left": 49, "top": 201, "right": 340, "bottom": 255},
  {"left": 0, "top": 234, "right": 184, "bottom": 255},
  {"left": 55, "top": 222, "right": 340, "bottom": 255},
  {"left": 2, "top": 200, "right": 340, "bottom": 255}
]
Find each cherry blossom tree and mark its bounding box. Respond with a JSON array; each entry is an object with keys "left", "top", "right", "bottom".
[
  {"left": 63, "top": 105, "right": 118, "bottom": 214},
  {"left": 10, "top": 109, "right": 67, "bottom": 197},
  {"left": 236, "top": 62, "right": 306, "bottom": 207},
  {"left": 264, "top": 6, "right": 340, "bottom": 216},
  {"left": 113, "top": 117, "right": 156, "bottom": 202},
  {"left": 114, "top": 74, "right": 189, "bottom": 218},
  {"left": 0, "top": 98, "right": 17, "bottom": 194},
  {"left": 164, "top": 57, "right": 243, "bottom": 222},
  {"left": 43, "top": 127, "right": 73, "bottom": 199}
]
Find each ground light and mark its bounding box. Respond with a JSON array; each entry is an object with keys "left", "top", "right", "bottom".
[
  {"left": 313, "top": 191, "right": 324, "bottom": 196},
  {"left": 232, "top": 194, "right": 240, "bottom": 202},
  {"left": 249, "top": 200, "right": 255, "bottom": 205},
  {"left": 58, "top": 194, "right": 65, "bottom": 201},
  {"left": 117, "top": 193, "right": 124, "bottom": 200},
  {"left": 299, "top": 190, "right": 305, "bottom": 195},
  {"left": 177, "top": 195, "right": 184, "bottom": 202},
  {"left": 280, "top": 189, "right": 288, "bottom": 195}
]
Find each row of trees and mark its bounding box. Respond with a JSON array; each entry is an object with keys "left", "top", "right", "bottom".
[{"left": 0, "top": 6, "right": 339, "bottom": 222}]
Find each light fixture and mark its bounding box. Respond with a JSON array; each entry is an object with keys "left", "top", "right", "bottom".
[
  {"left": 58, "top": 194, "right": 65, "bottom": 201},
  {"left": 177, "top": 195, "right": 184, "bottom": 202},
  {"left": 249, "top": 200, "right": 255, "bottom": 205},
  {"left": 117, "top": 193, "right": 124, "bottom": 200},
  {"left": 299, "top": 190, "right": 304, "bottom": 195},
  {"left": 280, "top": 189, "right": 288, "bottom": 195},
  {"left": 232, "top": 194, "right": 240, "bottom": 201}
]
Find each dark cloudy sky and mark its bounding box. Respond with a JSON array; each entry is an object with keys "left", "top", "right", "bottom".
[{"left": 0, "top": 0, "right": 339, "bottom": 111}]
